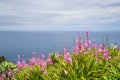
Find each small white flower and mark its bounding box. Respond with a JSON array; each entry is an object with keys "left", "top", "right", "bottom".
[
  {"left": 113, "top": 45, "right": 117, "bottom": 49},
  {"left": 64, "top": 70, "right": 68, "bottom": 75}
]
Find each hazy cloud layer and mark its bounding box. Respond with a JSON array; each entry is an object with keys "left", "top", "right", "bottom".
[{"left": 0, "top": 0, "right": 120, "bottom": 31}]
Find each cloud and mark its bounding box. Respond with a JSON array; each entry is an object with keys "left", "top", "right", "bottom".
[{"left": 0, "top": 0, "right": 120, "bottom": 31}]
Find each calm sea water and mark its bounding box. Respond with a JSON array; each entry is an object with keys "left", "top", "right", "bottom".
[{"left": 0, "top": 31, "right": 120, "bottom": 63}]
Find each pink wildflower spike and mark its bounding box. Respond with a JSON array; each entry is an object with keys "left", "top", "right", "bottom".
[
  {"left": 42, "top": 54, "right": 45, "bottom": 59},
  {"left": 39, "top": 60, "right": 47, "bottom": 68},
  {"left": 74, "top": 38, "right": 83, "bottom": 55},
  {"left": 47, "top": 58, "right": 53, "bottom": 65},
  {"left": 84, "top": 31, "right": 91, "bottom": 49},
  {"left": 85, "top": 31, "right": 89, "bottom": 42},
  {"left": 85, "top": 42, "right": 88, "bottom": 49},
  {"left": 21, "top": 60, "right": 28, "bottom": 68},
  {"left": 64, "top": 52, "right": 70, "bottom": 58},
  {"left": 99, "top": 45, "right": 104, "bottom": 53},
  {"left": 17, "top": 60, "right": 21, "bottom": 72},
  {"left": 30, "top": 57, "right": 36, "bottom": 65},
  {"left": 103, "top": 49, "right": 111, "bottom": 60},
  {"left": 21, "top": 60, "right": 25, "bottom": 67},
  {"left": 62, "top": 50, "right": 72, "bottom": 64},
  {"left": 85, "top": 40, "right": 91, "bottom": 49},
  {"left": 74, "top": 47, "right": 78, "bottom": 55},
  {"left": 76, "top": 39, "right": 82, "bottom": 52},
  {"left": 65, "top": 57, "right": 72, "bottom": 64},
  {"left": 99, "top": 49, "right": 103, "bottom": 53},
  {"left": 85, "top": 31, "right": 89, "bottom": 38},
  {"left": 62, "top": 48, "right": 67, "bottom": 57},
  {"left": 47, "top": 54, "right": 53, "bottom": 65},
  {"left": 76, "top": 39, "right": 82, "bottom": 49}
]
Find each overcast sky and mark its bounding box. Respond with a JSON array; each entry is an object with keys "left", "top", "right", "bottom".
[{"left": 0, "top": 0, "right": 120, "bottom": 31}]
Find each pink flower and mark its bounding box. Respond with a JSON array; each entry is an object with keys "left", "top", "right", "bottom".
[
  {"left": 64, "top": 52, "right": 70, "bottom": 58},
  {"left": 62, "top": 48, "right": 67, "bottom": 57},
  {"left": 65, "top": 57, "right": 72, "bottom": 63},
  {"left": 47, "top": 57, "right": 53, "bottom": 65},
  {"left": 74, "top": 39, "right": 82, "bottom": 55},
  {"left": 92, "top": 44, "right": 98, "bottom": 49},
  {"left": 65, "top": 54, "right": 72, "bottom": 63},
  {"left": 77, "top": 39, "right": 82, "bottom": 51},
  {"left": 17, "top": 54, "right": 22, "bottom": 71},
  {"left": 0, "top": 73, "right": 6, "bottom": 80},
  {"left": 21, "top": 60, "right": 26, "bottom": 67},
  {"left": 46, "top": 54, "right": 53, "bottom": 65},
  {"left": 30, "top": 57, "right": 36, "bottom": 65},
  {"left": 73, "top": 32, "right": 82, "bottom": 54},
  {"left": 74, "top": 47, "right": 78, "bottom": 55},
  {"left": 42, "top": 54, "right": 45, "bottom": 59},
  {"left": 7, "top": 70, "right": 13, "bottom": 76},
  {"left": 21, "top": 60, "right": 28, "bottom": 68},
  {"left": 99, "top": 45, "right": 104, "bottom": 53},
  {"left": 85, "top": 31, "right": 89, "bottom": 40},
  {"left": 85, "top": 40, "right": 90, "bottom": 49},
  {"left": 103, "top": 49, "right": 111, "bottom": 60},
  {"left": 17, "top": 60, "right": 21, "bottom": 72},
  {"left": 39, "top": 60, "right": 47, "bottom": 68},
  {"left": 17, "top": 60, "right": 21, "bottom": 67},
  {"left": 84, "top": 31, "right": 91, "bottom": 49},
  {"left": 62, "top": 48, "right": 72, "bottom": 64}
]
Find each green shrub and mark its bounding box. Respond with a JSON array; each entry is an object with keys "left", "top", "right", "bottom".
[{"left": 0, "top": 56, "right": 7, "bottom": 64}]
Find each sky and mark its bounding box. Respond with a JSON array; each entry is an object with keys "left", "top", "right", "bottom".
[{"left": 0, "top": 0, "right": 120, "bottom": 31}]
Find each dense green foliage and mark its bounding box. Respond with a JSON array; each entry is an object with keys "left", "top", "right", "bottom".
[{"left": 0, "top": 56, "right": 7, "bottom": 63}]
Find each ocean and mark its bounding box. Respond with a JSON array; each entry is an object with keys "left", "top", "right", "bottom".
[{"left": 0, "top": 31, "right": 120, "bottom": 63}]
